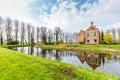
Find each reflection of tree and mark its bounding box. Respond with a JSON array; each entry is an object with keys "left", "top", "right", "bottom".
[
  {"left": 102, "top": 54, "right": 105, "bottom": 67},
  {"left": 11, "top": 47, "right": 18, "bottom": 51},
  {"left": 41, "top": 49, "right": 47, "bottom": 58},
  {"left": 113, "top": 54, "right": 120, "bottom": 62},
  {"left": 47, "top": 49, "right": 53, "bottom": 59},
  {"left": 28, "top": 47, "right": 30, "bottom": 54},
  {"left": 20, "top": 47, "right": 25, "bottom": 53},
  {"left": 105, "top": 53, "right": 113, "bottom": 60},
  {"left": 30, "top": 46, "right": 34, "bottom": 55},
  {"left": 36, "top": 48, "right": 39, "bottom": 56},
  {"left": 54, "top": 51, "right": 61, "bottom": 61}
]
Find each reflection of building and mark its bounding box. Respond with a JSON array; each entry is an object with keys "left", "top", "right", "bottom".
[
  {"left": 77, "top": 52, "right": 86, "bottom": 63},
  {"left": 86, "top": 53, "right": 101, "bottom": 70},
  {"left": 76, "top": 22, "right": 100, "bottom": 44},
  {"left": 77, "top": 52, "right": 101, "bottom": 70}
]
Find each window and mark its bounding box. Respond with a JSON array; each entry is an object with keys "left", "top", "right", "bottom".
[
  {"left": 87, "top": 38, "right": 90, "bottom": 43},
  {"left": 94, "top": 31, "right": 96, "bottom": 36},
  {"left": 87, "top": 32, "right": 89, "bottom": 36},
  {"left": 94, "top": 39, "right": 97, "bottom": 42},
  {"left": 87, "top": 40, "right": 89, "bottom": 43}
]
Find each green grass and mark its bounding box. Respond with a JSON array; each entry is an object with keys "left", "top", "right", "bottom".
[
  {"left": 35, "top": 44, "right": 120, "bottom": 53},
  {"left": 0, "top": 47, "right": 119, "bottom": 80},
  {"left": 1, "top": 44, "right": 34, "bottom": 48}
]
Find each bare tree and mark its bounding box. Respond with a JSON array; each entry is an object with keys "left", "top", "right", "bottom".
[
  {"left": 0, "top": 16, "right": 2, "bottom": 27},
  {"left": 59, "top": 32, "right": 64, "bottom": 42},
  {"left": 36, "top": 27, "right": 40, "bottom": 43},
  {"left": 30, "top": 26, "right": 34, "bottom": 45},
  {"left": 106, "top": 29, "right": 111, "bottom": 33},
  {"left": 118, "top": 28, "right": 120, "bottom": 40},
  {"left": 14, "top": 20, "right": 19, "bottom": 41},
  {"left": 64, "top": 32, "right": 69, "bottom": 43},
  {"left": 20, "top": 22, "right": 26, "bottom": 44},
  {"left": 26, "top": 23, "right": 32, "bottom": 45},
  {"left": 69, "top": 33, "right": 73, "bottom": 43},
  {"left": 54, "top": 27, "right": 62, "bottom": 42},
  {"left": 72, "top": 32, "right": 77, "bottom": 43},
  {"left": 48, "top": 29, "right": 53, "bottom": 43},
  {"left": 5, "top": 17, "right": 12, "bottom": 44},
  {"left": 40, "top": 26, "right": 47, "bottom": 44},
  {"left": 111, "top": 28, "right": 116, "bottom": 40},
  {"left": 0, "top": 16, "right": 3, "bottom": 45}
]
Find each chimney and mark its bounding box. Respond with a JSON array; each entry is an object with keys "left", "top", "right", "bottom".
[{"left": 91, "top": 22, "right": 94, "bottom": 26}]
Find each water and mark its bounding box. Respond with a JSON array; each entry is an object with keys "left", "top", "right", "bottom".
[{"left": 12, "top": 46, "right": 120, "bottom": 76}]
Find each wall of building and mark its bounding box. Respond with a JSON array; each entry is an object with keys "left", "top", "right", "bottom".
[
  {"left": 85, "top": 30, "right": 100, "bottom": 44},
  {"left": 76, "top": 35, "right": 85, "bottom": 43}
]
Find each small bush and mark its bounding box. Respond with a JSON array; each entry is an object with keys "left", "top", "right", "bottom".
[
  {"left": 79, "top": 41, "right": 85, "bottom": 44},
  {"left": 46, "top": 43, "right": 54, "bottom": 45},
  {"left": 7, "top": 40, "right": 19, "bottom": 45},
  {"left": 56, "top": 40, "right": 64, "bottom": 44}
]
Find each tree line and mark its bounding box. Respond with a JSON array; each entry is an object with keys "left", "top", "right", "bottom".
[
  {"left": 100, "top": 28, "right": 120, "bottom": 44},
  {"left": 0, "top": 16, "right": 120, "bottom": 45},
  {"left": 0, "top": 16, "right": 77, "bottom": 45}
]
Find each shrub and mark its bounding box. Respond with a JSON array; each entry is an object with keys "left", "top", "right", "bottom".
[
  {"left": 46, "top": 43, "right": 54, "bottom": 45},
  {"left": 56, "top": 40, "right": 64, "bottom": 44},
  {"left": 79, "top": 41, "right": 85, "bottom": 44},
  {"left": 7, "top": 40, "right": 19, "bottom": 45}
]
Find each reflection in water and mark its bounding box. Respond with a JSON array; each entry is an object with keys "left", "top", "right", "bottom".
[
  {"left": 102, "top": 54, "right": 105, "bottom": 67},
  {"left": 20, "top": 47, "right": 25, "bottom": 52},
  {"left": 12, "top": 46, "right": 120, "bottom": 76},
  {"left": 77, "top": 52, "right": 102, "bottom": 70}
]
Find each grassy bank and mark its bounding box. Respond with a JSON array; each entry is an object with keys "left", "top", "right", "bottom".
[
  {"left": 1, "top": 44, "right": 34, "bottom": 48},
  {"left": 0, "top": 47, "right": 119, "bottom": 80},
  {"left": 35, "top": 44, "right": 120, "bottom": 53}
]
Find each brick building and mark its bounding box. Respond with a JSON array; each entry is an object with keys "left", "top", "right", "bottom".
[{"left": 76, "top": 22, "right": 100, "bottom": 44}]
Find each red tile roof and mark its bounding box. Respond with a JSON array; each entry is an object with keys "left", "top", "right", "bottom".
[
  {"left": 87, "top": 25, "right": 99, "bottom": 31},
  {"left": 77, "top": 29, "right": 86, "bottom": 36},
  {"left": 86, "top": 22, "right": 99, "bottom": 31}
]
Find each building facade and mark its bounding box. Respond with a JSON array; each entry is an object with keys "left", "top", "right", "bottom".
[{"left": 76, "top": 22, "right": 100, "bottom": 44}]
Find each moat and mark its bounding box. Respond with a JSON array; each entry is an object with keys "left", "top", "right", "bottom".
[{"left": 12, "top": 46, "right": 120, "bottom": 76}]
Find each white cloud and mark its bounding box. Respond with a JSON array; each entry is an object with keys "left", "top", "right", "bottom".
[
  {"left": 41, "top": 4, "right": 48, "bottom": 11},
  {"left": 38, "top": 0, "right": 120, "bottom": 32},
  {"left": 0, "top": 0, "right": 36, "bottom": 25},
  {"left": 51, "top": 5, "right": 58, "bottom": 14},
  {"left": 28, "top": 0, "right": 37, "bottom": 2},
  {"left": 0, "top": 0, "right": 26, "bottom": 18}
]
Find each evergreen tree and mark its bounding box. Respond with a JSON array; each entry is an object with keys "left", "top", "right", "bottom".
[{"left": 100, "top": 30, "right": 104, "bottom": 44}]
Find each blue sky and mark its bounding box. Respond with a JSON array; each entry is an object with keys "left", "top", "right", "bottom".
[
  {"left": 0, "top": 0, "right": 120, "bottom": 32},
  {"left": 27, "top": 0, "right": 98, "bottom": 20}
]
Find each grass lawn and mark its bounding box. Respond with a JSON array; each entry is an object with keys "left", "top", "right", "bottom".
[
  {"left": 0, "top": 46, "right": 119, "bottom": 80},
  {"left": 35, "top": 44, "right": 120, "bottom": 53}
]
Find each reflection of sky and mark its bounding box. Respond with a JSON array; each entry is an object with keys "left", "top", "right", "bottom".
[
  {"left": 96, "top": 59, "right": 120, "bottom": 76},
  {"left": 14, "top": 47, "right": 120, "bottom": 76}
]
